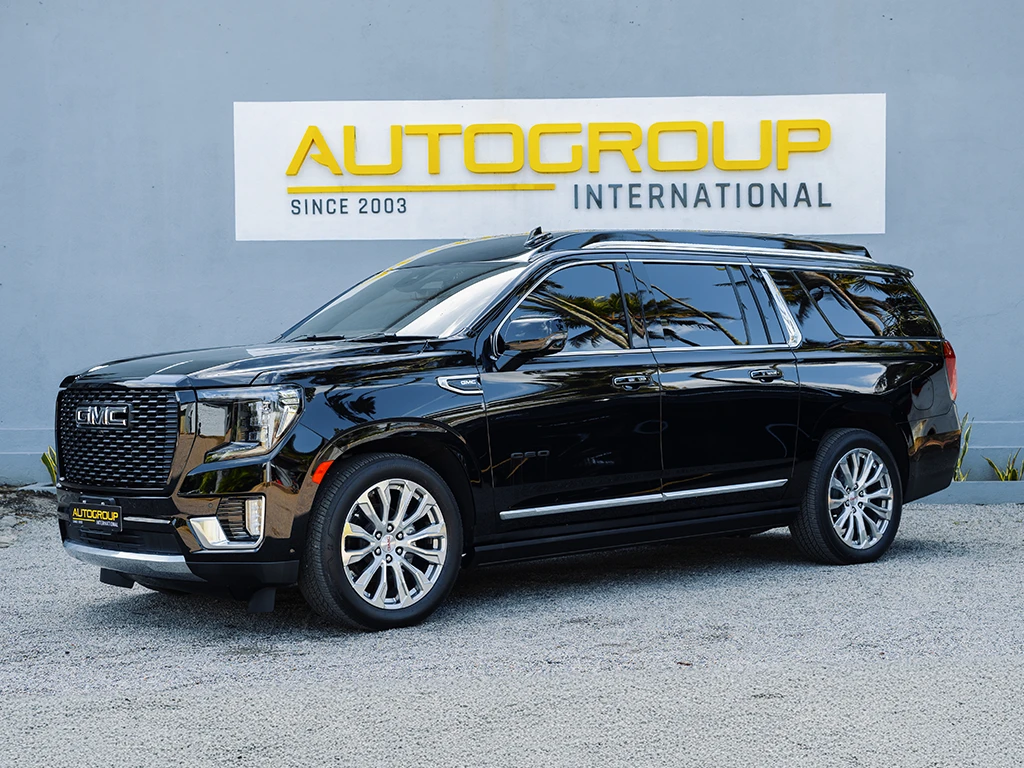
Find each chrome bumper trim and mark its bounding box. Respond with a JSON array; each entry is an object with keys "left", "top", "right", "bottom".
[{"left": 63, "top": 540, "right": 202, "bottom": 582}]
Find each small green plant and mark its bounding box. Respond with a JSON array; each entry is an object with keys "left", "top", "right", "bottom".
[
  {"left": 40, "top": 446, "right": 58, "bottom": 486},
  {"left": 954, "top": 412, "right": 973, "bottom": 481},
  {"left": 984, "top": 449, "right": 1024, "bottom": 481}
]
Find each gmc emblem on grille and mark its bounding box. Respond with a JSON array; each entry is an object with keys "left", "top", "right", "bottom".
[{"left": 75, "top": 404, "right": 131, "bottom": 429}]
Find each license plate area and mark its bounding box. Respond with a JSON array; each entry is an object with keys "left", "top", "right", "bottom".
[{"left": 70, "top": 503, "right": 123, "bottom": 533}]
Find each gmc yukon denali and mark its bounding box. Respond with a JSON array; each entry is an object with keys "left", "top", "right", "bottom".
[{"left": 56, "top": 229, "right": 960, "bottom": 629}]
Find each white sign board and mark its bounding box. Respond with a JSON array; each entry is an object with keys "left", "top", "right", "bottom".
[{"left": 234, "top": 94, "right": 885, "bottom": 240}]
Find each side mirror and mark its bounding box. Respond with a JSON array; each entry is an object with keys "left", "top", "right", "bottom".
[{"left": 499, "top": 316, "right": 568, "bottom": 355}]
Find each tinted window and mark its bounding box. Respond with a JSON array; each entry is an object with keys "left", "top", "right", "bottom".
[
  {"left": 798, "top": 271, "right": 939, "bottom": 338},
  {"left": 508, "top": 263, "right": 629, "bottom": 351},
  {"left": 729, "top": 266, "right": 769, "bottom": 345},
  {"left": 747, "top": 269, "right": 787, "bottom": 344},
  {"left": 797, "top": 272, "right": 876, "bottom": 337},
  {"left": 641, "top": 263, "right": 753, "bottom": 347},
  {"left": 282, "top": 261, "right": 529, "bottom": 341},
  {"left": 768, "top": 270, "right": 837, "bottom": 346}
]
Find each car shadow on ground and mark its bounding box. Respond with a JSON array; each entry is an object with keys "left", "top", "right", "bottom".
[{"left": 75, "top": 528, "right": 960, "bottom": 638}]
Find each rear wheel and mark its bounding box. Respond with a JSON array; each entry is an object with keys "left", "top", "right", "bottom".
[
  {"left": 300, "top": 453, "right": 463, "bottom": 630},
  {"left": 791, "top": 428, "right": 902, "bottom": 565}
]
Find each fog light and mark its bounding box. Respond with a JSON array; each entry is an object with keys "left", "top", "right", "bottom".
[
  {"left": 190, "top": 496, "right": 266, "bottom": 550},
  {"left": 244, "top": 497, "right": 264, "bottom": 537}
]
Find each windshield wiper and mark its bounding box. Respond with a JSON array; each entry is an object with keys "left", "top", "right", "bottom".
[{"left": 287, "top": 334, "right": 350, "bottom": 342}]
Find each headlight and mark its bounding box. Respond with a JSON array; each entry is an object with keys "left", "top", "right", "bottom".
[{"left": 197, "top": 386, "right": 303, "bottom": 462}]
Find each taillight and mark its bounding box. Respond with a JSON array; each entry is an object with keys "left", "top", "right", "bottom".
[{"left": 943, "top": 340, "right": 957, "bottom": 400}]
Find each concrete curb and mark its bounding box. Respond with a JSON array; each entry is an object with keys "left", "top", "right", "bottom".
[{"left": 919, "top": 481, "right": 1024, "bottom": 505}]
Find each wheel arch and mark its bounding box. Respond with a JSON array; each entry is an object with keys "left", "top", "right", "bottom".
[
  {"left": 306, "top": 421, "right": 483, "bottom": 551},
  {"left": 809, "top": 405, "right": 912, "bottom": 492}
]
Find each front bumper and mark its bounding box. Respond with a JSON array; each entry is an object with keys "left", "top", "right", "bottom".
[{"left": 58, "top": 489, "right": 303, "bottom": 590}]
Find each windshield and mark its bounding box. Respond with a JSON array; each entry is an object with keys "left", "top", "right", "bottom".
[{"left": 281, "top": 261, "right": 530, "bottom": 341}]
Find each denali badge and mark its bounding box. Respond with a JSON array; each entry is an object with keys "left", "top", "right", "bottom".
[{"left": 75, "top": 404, "right": 131, "bottom": 428}]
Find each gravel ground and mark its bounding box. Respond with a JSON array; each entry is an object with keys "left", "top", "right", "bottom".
[{"left": 1, "top": 501, "right": 1022, "bottom": 767}]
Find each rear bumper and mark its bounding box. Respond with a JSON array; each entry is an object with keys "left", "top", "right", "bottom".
[{"left": 905, "top": 427, "right": 961, "bottom": 503}]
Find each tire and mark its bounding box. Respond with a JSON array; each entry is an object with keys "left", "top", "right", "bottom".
[
  {"left": 300, "top": 452, "right": 464, "bottom": 630},
  {"left": 790, "top": 428, "right": 903, "bottom": 565}
]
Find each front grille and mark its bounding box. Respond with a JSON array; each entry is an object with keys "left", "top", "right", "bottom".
[{"left": 57, "top": 388, "right": 179, "bottom": 491}]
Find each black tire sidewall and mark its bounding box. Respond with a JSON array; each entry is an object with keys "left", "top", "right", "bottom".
[
  {"left": 812, "top": 431, "right": 903, "bottom": 564},
  {"left": 315, "top": 456, "right": 463, "bottom": 629}
]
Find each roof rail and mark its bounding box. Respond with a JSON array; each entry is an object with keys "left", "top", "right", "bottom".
[{"left": 580, "top": 240, "right": 873, "bottom": 262}]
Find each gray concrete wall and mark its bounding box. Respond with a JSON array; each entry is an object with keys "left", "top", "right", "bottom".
[{"left": 1, "top": 0, "right": 1021, "bottom": 484}]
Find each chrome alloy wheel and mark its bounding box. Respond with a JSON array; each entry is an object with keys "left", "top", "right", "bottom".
[
  {"left": 341, "top": 478, "right": 448, "bottom": 610},
  {"left": 828, "top": 448, "right": 894, "bottom": 550}
]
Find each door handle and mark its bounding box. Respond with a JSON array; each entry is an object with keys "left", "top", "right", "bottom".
[
  {"left": 612, "top": 374, "right": 651, "bottom": 389},
  {"left": 749, "top": 368, "right": 784, "bottom": 382}
]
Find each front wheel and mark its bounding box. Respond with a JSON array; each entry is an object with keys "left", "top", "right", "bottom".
[
  {"left": 791, "top": 429, "right": 903, "bottom": 565},
  {"left": 300, "top": 453, "right": 464, "bottom": 630}
]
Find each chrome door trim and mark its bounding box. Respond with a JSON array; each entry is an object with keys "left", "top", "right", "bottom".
[
  {"left": 661, "top": 477, "right": 788, "bottom": 501},
  {"left": 498, "top": 478, "right": 789, "bottom": 521},
  {"left": 499, "top": 493, "right": 664, "bottom": 521}
]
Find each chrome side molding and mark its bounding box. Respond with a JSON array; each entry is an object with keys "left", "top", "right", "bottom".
[{"left": 499, "top": 478, "right": 788, "bottom": 521}]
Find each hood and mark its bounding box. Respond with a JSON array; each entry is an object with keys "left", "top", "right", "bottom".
[{"left": 63, "top": 340, "right": 435, "bottom": 389}]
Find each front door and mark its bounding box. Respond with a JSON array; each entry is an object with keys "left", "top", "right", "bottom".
[{"left": 481, "top": 260, "right": 662, "bottom": 529}]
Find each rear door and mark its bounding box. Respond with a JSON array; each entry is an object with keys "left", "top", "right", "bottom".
[{"left": 631, "top": 257, "right": 801, "bottom": 511}]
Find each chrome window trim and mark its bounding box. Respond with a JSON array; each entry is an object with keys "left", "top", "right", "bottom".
[
  {"left": 631, "top": 256, "right": 749, "bottom": 266},
  {"left": 645, "top": 343, "right": 793, "bottom": 353},
  {"left": 498, "top": 478, "right": 788, "bottom": 521},
  {"left": 582, "top": 240, "right": 872, "bottom": 262},
  {"left": 759, "top": 269, "right": 803, "bottom": 348},
  {"left": 548, "top": 347, "right": 654, "bottom": 358},
  {"left": 748, "top": 261, "right": 908, "bottom": 276}
]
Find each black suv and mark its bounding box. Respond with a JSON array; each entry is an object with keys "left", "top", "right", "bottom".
[{"left": 56, "top": 230, "right": 960, "bottom": 629}]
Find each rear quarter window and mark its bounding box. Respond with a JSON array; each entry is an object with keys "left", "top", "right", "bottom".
[
  {"left": 796, "top": 271, "right": 940, "bottom": 339},
  {"left": 767, "top": 271, "right": 838, "bottom": 346}
]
